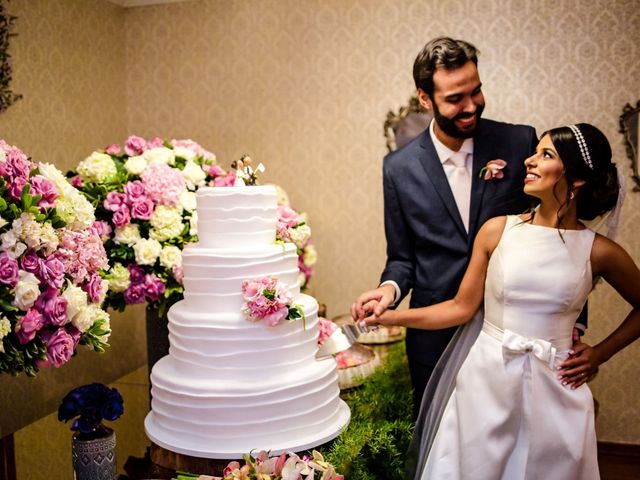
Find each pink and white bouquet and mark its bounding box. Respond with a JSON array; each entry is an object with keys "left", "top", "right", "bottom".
[
  {"left": 241, "top": 276, "right": 304, "bottom": 327},
  {"left": 0, "top": 141, "right": 110, "bottom": 377},
  {"left": 221, "top": 449, "right": 343, "bottom": 480},
  {"left": 69, "top": 135, "right": 235, "bottom": 315},
  {"left": 275, "top": 205, "right": 317, "bottom": 291}
]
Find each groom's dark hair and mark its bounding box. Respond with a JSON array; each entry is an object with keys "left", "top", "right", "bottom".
[{"left": 413, "top": 37, "right": 479, "bottom": 97}]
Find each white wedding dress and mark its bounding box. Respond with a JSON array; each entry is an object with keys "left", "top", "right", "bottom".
[{"left": 420, "top": 216, "right": 599, "bottom": 480}]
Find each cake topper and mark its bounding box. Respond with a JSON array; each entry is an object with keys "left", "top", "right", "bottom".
[{"left": 232, "top": 154, "right": 265, "bottom": 186}]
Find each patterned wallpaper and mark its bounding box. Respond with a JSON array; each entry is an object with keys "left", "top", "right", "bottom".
[
  {"left": 1, "top": 1, "right": 639, "bottom": 473},
  {"left": 123, "top": 0, "right": 640, "bottom": 443}
]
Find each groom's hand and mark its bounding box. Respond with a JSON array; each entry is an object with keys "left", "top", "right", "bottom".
[{"left": 350, "top": 284, "right": 396, "bottom": 321}]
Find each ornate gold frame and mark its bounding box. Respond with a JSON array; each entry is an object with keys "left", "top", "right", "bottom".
[{"left": 619, "top": 100, "right": 640, "bottom": 192}]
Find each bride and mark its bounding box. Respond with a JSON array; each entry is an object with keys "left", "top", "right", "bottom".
[{"left": 356, "top": 123, "right": 640, "bottom": 479}]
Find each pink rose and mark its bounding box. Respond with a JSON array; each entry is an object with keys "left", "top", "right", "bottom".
[
  {"left": 124, "top": 135, "right": 147, "bottom": 156},
  {"left": 112, "top": 205, "right": 131, "bottom": 228},
  {"left": 84, "top": 273, "right": 104, "bottom": 303},
  {"left": 35, "top": 287, "right": 68, "bottom": 326},
  {"left": 37, "top": 327, "right": 76, "bottom": 368},
  {"left": 262, "top": 305, "right": 289, "bottom": 326},
  {"left": 481, "top": 159, "right": 507, "bottom": 180},
  {"left": 0, "top": 252, "right": 19, "bottom": 287},
  {"left": 130, "top": 197, "right": 154, "bottom": 220},
  {"left": 105, "top": 144, "right": 122, "bottom": 155},
  {"left": 15, "top": 309, "right": 45, "bottom": 344},
  {"left": 103, "top": 191, "right": 126, "bottom": 212},
  {"left": 8, "top": 176, "right": 27, "bottom": 201},
  {"left": 30, "top": 175, "right": 59, "bottom": 209},
  {"left": 69, "top": 175, "right": 83, "bottom": 188},
  {"left": 144, "top": 274, "right": 166, "bottom": 302},
  {"left": 127, "top": 263, "right": 146, "bottom": 284},
  {"left": 123, "top": 283, "right": 146, "bottom": 304},
  {"left": 38, "top": 256, "right": 65, "bottom": 289},
  {"left": 124, "top": 180, "right": 146, "bottom": 203},
  {"left": 277, "top": 206, "right": 300, "bottom": 228},
  {"left": 20, "top": 250, "right": 41, "bottom": 275},
  {"left": 5, "top": 148, "right": 33, "bottom": 179}
]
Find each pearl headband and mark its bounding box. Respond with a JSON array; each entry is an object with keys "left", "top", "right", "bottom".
[{"left": 568, "top": 125, "right": 594, "bottom": 170}]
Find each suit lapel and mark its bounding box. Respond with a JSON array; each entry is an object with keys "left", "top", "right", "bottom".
[
  {"left": 418, "top": 133, "right": 467, "bottom": 238},
  {"left": 468, "top": 124, "right": 491, "bottom": 242}
]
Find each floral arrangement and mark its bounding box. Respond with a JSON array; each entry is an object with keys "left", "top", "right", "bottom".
[
  {"left": 58, "top": 382, "right": 124, "bottom": 440},
  {"left": 0, "top": 141, "right": 110, "bottom": 377},
  {"left": 68, "top": 135, "right": 235, "bottom": 315},
  {"left": 275, "top": 205, "right": 317, "bottom": 291},
  {"left": 221, "top": 450, "right": 343, "bottom": 480},
  {"left": 241, "top": 276, "right": 304, "bottom": 327}
]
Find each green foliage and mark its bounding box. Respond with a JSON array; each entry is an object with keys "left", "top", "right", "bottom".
[{"left": 322, "top": 342, "right": 414, "bottom": 479}]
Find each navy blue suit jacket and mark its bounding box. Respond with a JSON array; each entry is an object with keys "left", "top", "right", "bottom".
[{"left": 380, "top": 118, "right": 536, "bottom": 366}]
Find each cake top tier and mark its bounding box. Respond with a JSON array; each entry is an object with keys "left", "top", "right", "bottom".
[{"left": 196, "top": 185, "right": 278, "bottom": 248}]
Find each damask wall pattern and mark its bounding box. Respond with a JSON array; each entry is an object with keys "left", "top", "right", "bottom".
[
  {"left": 124, "top": 0, "right": 640, "bottom": 444},
  {"left": 0, "top": 0, "right": 638, "bottom": 461}
]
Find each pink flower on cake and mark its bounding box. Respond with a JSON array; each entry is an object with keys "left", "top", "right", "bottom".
[
  {"left": 479, "top": 159, "right": 507, "bottom": 180},
  {"left": 241, "top": 276, "right": 304, "bottom": 327}
]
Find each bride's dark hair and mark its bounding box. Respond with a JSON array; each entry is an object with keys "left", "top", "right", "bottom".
[{"left": 543, "top": 123, "right": 619, "bottom": 221}]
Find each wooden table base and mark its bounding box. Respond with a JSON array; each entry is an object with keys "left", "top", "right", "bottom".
[{"left": 150, "top": 443, "right": 240, "bottom": 476}]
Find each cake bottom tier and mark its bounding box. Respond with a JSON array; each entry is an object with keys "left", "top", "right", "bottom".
[{"left": 144, "top": 356, "right": 350, "bottom": 458}]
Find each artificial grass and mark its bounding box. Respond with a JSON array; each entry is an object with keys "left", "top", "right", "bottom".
[{"left": 323, "top": 342, "right": 414, "bottom": 479}]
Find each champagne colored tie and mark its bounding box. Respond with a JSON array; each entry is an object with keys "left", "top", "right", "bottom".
[{"left": 449, "top": 151, "right": 471, "bottom": 232}]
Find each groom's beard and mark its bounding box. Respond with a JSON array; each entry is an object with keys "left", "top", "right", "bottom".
[{"left": 432, "top": 101, "right": 485, "bottom": 139}]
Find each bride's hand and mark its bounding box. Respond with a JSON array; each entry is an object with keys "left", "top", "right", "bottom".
[
  {"left": 557, "top": 341, "right": 602, "bottom": 389},
  {"left": 360, "top": 308, "right": 398, "bottom": 328}
]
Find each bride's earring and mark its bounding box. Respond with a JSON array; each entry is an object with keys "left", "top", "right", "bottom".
[{"left": 570, "top": 191, "right": 575, "bottom": 200}]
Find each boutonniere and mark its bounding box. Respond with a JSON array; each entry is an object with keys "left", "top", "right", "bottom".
[{"left": 479, "top": 159, "right": 507, "bottom": 180}]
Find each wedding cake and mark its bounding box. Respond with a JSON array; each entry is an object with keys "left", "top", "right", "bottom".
[{"left": 144, "top": 185, "right": 350, "bottom": 458}]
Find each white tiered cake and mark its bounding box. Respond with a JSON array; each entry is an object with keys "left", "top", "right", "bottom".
[{"left": 144, "top": 185, "right": 350, "bottom": 458}]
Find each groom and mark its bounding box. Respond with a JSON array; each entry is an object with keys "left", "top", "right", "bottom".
[{"left": 351, "top": 37, "right": 540, "bottom": 415}]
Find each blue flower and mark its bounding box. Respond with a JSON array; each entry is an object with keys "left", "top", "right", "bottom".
[{"left": 58, "top": 383, "right": 124, "bottom": 434}]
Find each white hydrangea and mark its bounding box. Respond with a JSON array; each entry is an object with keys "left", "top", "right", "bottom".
[
  {"left": 56, "top": 194, "right": 95, "bottom": 231},
  {"left": 62, "top": 284, "right": 88, "bottom": 323},
  {"left": 133, "top": 237, "right": 162, "bottom": 265},
  {"left": 114, "top": 223, "right": 141, "bottom": 246},
  {"left": 124, "top": 155, "right": 148, "bottom": 175},
  {"left": 39, "top": 222, "right": 60, "bottom": 256},
  {"left": 149, "top": 206, "right": 184, "bottom": 242},
  {"left": 13, "top": 213, "right": 42, "bottom": 251},
  {"left": 181, "top": 161, "right": 206, "bottom": 189},
  {"left": 289, "top": 224, "right": 311, "bottom": 249},
  {"left": 1, "top": 229, "right": 26, "bottom": 259},
  {"left": 179, "top": 190, "right": 197, "bottom": 212},
  {"left": 144, "top": 147, "right": 175, "bottom": 166},
  {"left": 77, "top": 151, "right": 118, "bottom": 183},
  {"left": 13, "top": 271, "right": 40, "bottom": 311},
  {"left": 106, "top": 263, "right": 130, "bottom": 293},
  {"left": 159, "top": 245, "right": 182, "bottom": 269},
  {"left": 0, "top": 316, "right": 10, "bottom": 353},
  {"left": 173, "top": 146, "right": 197, "bottom": 162}
]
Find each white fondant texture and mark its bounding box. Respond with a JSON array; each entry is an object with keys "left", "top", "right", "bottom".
[{"left": 145, "top": 185, "right": 350, "bottom": 458}]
